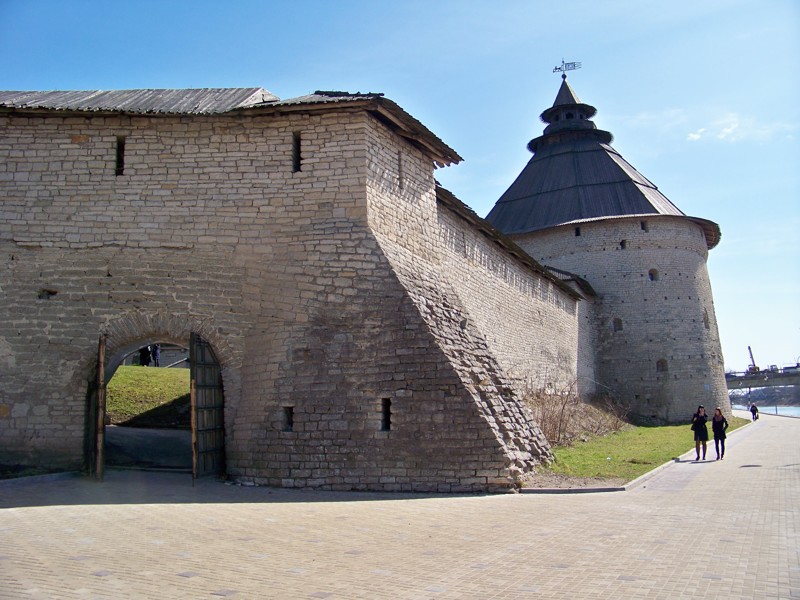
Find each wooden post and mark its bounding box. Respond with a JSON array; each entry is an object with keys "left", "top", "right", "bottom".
[{"left": 95, "top": 335, "right": 106, "bottom": 481}]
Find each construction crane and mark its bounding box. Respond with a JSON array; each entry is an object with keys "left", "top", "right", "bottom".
[{"left": 747, "top": 346, "right": 760, "bottom": 374}]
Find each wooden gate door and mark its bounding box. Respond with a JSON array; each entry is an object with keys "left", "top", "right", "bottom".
[{"left": 190, "top": 333, "right": 225, "bottom": 478}]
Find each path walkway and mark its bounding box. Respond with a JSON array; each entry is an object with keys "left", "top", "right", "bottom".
[{"left": 1, "top": 412, "right": 797, "bottom": 599}]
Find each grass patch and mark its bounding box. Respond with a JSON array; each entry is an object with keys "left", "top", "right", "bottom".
[
  {"left": 107, "top": 365, "right": 190, "bottom": 429},
  {"left": 546, "top": 416, "right": 749, "bottom": 482}
]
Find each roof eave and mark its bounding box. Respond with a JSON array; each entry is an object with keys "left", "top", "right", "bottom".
[
  {"left": 687, "top": 216, "right": 722, "bottom": 249},
  {"left": 510, "top": 213, "right": 722, "bottom": 249},
  {"left": 237, "top": 95, "right": 462, "bottom": 168}
]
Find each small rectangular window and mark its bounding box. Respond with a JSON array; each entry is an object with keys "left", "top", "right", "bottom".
[
  {"left": 640, "top": 221, "right": 649, "bottom": 232},
  {"left": 115, "top": 136, "right": 126, "bottom": 176},
  {"left": 282, "top": 406, "right": 294, "bottom": 432},
  {"left": 292, "top": 131, "right": 302, "bottom": 172},
  {"left": 575, "top": 227, "right": 581, "bottom": 236},
  {"left": 381, "top": 398, "right": 392, "bottom": 431}
]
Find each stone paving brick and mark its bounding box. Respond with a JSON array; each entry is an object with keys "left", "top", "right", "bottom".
[{"left": 0, "top": 412, "right": 797, "bottom": 598}]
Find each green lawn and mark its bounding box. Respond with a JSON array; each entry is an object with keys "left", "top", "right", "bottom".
[
  {"left": 547, "top": 416, "right": 750, "bottom": 481},
  {"left": 106, "top": 365, "right": 190, "bottom": 428}
]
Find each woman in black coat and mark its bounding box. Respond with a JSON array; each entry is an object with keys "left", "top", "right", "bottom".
[
  {"left": 691, "top": 405, "right": 709, "bottom": 461},
  {"left": 711, "top": 407, "right": 729, "bottom": 460}
]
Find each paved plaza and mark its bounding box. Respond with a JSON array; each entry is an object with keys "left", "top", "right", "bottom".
[{"left": 1, "top": 411, "right": 798, "bottom": 599}]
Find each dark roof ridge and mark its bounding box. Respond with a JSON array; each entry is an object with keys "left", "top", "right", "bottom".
[{"left": 313, "top": 90, "right": 384, "bottom": 98}]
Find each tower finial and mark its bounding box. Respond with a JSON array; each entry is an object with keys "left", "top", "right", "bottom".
[{"left": 553, "top": 59, "right": 582, "bottom": 77}]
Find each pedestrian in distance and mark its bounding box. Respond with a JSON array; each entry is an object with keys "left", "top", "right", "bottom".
[
  {"left": 711, "top": 407, "right": 729, "bottom": 460},
  {"left": 691, "top": 404, "right": 709, "bottom": 461},
  {"left": 750, "top": 403, "right": 759, "bottom": 421},
  {"left": 152, "top": 343, "right": 161, "bottom": 367},
  {"left": 138, "top": 345, "right": 151, "bottom": 367}
]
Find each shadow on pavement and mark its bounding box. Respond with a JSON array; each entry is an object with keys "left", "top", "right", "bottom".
[
  {"left": 0, "top": 469, "right": 480, "bottom": 509},
  {"left": 105, "top": 425, "right": 192, "bottom": 471}
]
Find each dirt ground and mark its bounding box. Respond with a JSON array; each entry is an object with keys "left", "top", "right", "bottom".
[{"left": 520, "top": 468, "right": 626, "bottom": 489}]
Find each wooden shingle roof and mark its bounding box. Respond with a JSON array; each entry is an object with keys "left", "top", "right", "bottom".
[
  {"left": 0, "top": 88, "right": 275, "bottom": 114},
  {"left": 486, "top": 138, "right": 685, "bottom": 233}
]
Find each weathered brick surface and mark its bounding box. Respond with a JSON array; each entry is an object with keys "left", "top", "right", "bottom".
[{"left": 0, "top": 105, "right": 566, "bottom": 490}]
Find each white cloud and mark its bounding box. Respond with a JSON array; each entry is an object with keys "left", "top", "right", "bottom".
[
  {"left": 687, "top": 128, "right": 705, "bottom": 141},
  {"left": 611, "top": 109, "right": 797, "bottom": 144},
  {"left": 686, "top": 112, "right": 797, "bottom": 143}
]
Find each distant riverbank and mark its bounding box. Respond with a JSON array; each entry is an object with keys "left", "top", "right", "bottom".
[{"left": 732, "top": 404, "right": 800, "bottom": 418}]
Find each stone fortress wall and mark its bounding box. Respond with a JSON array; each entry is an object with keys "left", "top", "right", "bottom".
[{"left": 0, "top": 102, "right": 574, "bottom": 491}]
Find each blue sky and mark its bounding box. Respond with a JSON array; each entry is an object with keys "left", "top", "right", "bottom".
[{"left": 1, "top": 0, "right": 798, "bottom": 372}]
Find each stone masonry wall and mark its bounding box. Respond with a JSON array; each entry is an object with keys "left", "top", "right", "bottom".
[
  {"left": 365, "top": 120, "right": 554, "bottom": 481},
  {"left": 514, "top": 216, "right": 728, "bottom": 422},
  {"left": 437, "top": 207, "right": 581, "bottom": 392},
  {"left": 0, "top": 243, "right": 247, "bottom": 467},
  {"left": 574, "top": 293, "right": 599, "bottom": 400},
  {"left": 0, "top": 105, "right": 556, "bottom": 490}
]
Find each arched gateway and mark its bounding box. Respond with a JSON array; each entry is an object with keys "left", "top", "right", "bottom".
[{"left": 87, "top": 314, "right": 228, "bottom": 481}]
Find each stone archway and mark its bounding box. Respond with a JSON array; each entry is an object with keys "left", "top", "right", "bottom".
[
  {"left": 88, "top": 312, "right": 236, "bottom": 480},
  {"left": 100, "top": 312, "right": 235, "bottom": 382}
]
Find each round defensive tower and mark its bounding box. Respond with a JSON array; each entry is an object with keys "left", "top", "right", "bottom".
[{"left": 486, "top": 75, "right": 729, "bottom": 423}]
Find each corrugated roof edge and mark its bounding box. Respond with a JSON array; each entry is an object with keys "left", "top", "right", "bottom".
[
  {"left": 435, "top": 184, "right": 583, "bottom": 301},
  {"left": 0, "top": 88, "right": 277, "bottom": 114}
]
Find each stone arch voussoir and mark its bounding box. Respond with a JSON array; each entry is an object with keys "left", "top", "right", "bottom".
[{"left": 99, "top": 311, "right": 238, "bottom": 379}]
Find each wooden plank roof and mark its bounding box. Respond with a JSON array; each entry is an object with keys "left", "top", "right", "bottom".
[
  {"left": 0, "top": 88, "right": 275, "bottom": 114},
  {"left": 486, "top": 137, "right": 686, "bottom": 235},
  {"left": 485, "top": 135, "right": 720, "bottom": 248}
]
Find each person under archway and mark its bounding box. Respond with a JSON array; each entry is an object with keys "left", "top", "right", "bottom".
[{"left": 138, "top": 345, "right": 151, "bottom": 367}]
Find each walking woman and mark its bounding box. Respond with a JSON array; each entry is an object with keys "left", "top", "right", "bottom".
[
  {"left": 712, "top": 407, "right": 729, "bottom": 460},
  {"left": 691, "top": 405, "right": 709, "bottom": 461}
]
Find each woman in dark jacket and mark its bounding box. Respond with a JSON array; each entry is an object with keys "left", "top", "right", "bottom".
[
  {"left": 711, "top": 407, "right": 729, "bottom": 460},
  {"left": 691, "top": 405, "right": 709, "bottom": 461}
]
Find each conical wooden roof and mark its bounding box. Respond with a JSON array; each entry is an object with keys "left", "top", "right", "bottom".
[{"left": 486, "top": 77, "right": 720, "bottom": 248}]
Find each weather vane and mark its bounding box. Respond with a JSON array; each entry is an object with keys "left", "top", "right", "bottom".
[{"left": 553, "top": 59, "right": 582, "bottom": 78}]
